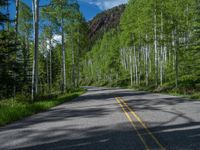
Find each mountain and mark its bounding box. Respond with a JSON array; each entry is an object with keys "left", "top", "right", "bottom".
[{"left": 88, "top": 4, "right": 126, "bottom": 44}]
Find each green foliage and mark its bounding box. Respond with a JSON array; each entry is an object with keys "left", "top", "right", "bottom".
[
  {"left": 0, "top": 89, "right": 85, "bottom": 126},
  {"left": 0, "top": 0, "right": 89, "bottom": 125},
  {"left": 0, "top": 31, "right": 23, "bottom": 98},
  {"left": 0, "top": 0, "right": 88, "bottom": 100},
  {"left": 81, "top": 0, "right": 200, "bottom": 98},
  {"left": 40, "top": 0, "right": 89, "bottom": 91},
  {"left": 18, "top": 1, "right": 32, "bottom": 35},
  {"left": 81, "top": 29, "right": 123, "bottom": 86}
]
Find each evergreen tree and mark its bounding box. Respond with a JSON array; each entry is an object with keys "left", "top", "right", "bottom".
[{"left": 0, "top": 0, "right": 9, "bottom": 28}]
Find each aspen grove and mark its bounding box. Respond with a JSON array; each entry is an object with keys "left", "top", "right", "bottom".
[{"left": 81, "top": 0, "right": 200, "bottom": 97}]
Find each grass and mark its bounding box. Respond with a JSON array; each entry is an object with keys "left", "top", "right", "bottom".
[
  {"left": 110, "top": 79, "right": 200, "bottom": 101},
  {"left": 167, "top": 91, "right": 200, "bottom": 100},
  {"left": 128, "top": 85, "right": 200, "bottom": 101},
  {"left": 0, "top": 89, "right": 85, "bottom": 126}
]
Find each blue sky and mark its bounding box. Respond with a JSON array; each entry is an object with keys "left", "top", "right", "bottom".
[{"left": 9, "top": 0, "right": 128, "bottom": 21}]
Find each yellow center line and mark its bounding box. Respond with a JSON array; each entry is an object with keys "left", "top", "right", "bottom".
[
  {"left": 115, "top": 97, "right": 150, "bottom": 150},
  {"left": 118, "top": 97, "right": 165, "bottom": 150}
]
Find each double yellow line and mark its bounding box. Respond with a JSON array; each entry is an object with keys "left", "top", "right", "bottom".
[{"left": 115, "top": 97, "right": 165, "bottom": 150}]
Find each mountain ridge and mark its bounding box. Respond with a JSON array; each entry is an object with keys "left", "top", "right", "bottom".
[{"left": 88, "top": 4, "right": 126, "bottom": 44}]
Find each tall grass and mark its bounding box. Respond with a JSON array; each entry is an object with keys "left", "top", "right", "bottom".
[{"left": 0, "top": 89, "right": 85, "bottom": 126}]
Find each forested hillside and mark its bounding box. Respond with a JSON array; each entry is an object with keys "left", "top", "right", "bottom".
[
  {"left": 88, "top": 4, "right": 125, "bottom": 45},
  {"left": 82, "top": 0, "right": 200, "bottom": 98}
]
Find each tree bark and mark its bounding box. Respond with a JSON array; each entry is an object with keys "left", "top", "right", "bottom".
[
  {"left": 46, "top": 49, "right": 49, "bottom": 93},
  {"left": 129, "top": 48, "right": 133, "bottom": 87},
  {"left": 61, "top": 16, "right": 66, "bottom": 93},
  {"left": 49, "top": 37, "right": 52, "bottom": 94},
  {"left": 160, "top": 10, "right": 163, "bottom": 86},
  {"left": 32, "top": 0, "right": 39, "bottom": 100},
  {"left": 154, "top": 3, "right": 158, "bottom": 87},
  {"left": 145, "top": 34, "right": 149, "bottom": 86},
  {"left": 133, "top": 45, "right": 138, "bottom": 85},
  {"left": 175, "top": 28, "right": 179, "bottom": 88}
]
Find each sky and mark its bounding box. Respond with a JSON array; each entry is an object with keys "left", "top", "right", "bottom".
[{"left": 9, "top": 0, "right": 128, "bottom": 21}]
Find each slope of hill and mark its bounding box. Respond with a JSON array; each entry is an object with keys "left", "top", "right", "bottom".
[{"left": 88, "top": 4, "right": 126, "bottom": 44}]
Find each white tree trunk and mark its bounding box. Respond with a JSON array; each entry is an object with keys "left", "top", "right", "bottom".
[
  {"left": 46, "top": 50, "right": 49, "bottom": 92},
  {"left": 32, "top": 0, "right": 39, "bottom": 100},
  {"left": 138, "top": 38, "right": 141, "bottom": 85},
  {"left": 175, "top": 28, "right": 179, "bottom": 88},
  {"left": 160, "top": 11, "right": 163, "bottom": 86},
  {"left": 61, "top": 17, "right": 66, "bottom": 93},
  {"left": 49, "top": 36, "right": 52, "bottom": 94},
  {"left": 134, "top": 46, "right": 138, "bottom": 85},
  {"left": 154, "top": 4, "right": 158, "bottom": 87},
  {"left": 129, "top": 48, "right": 133, "bottom": 87},
  {"left": 145, "top": 34, "right": 149, "bottom": 86}
]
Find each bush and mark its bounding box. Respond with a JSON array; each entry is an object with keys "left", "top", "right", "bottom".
[
  {"left": 15, "top": 94, "right": 31, "bottom": 102},
  {"left": 179, "top": 75, "right": 199, "bottom": 88}
]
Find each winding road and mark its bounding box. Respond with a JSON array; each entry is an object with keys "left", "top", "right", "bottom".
[{"left": 0, "top": 87, "right": 200, "bottom": 150}]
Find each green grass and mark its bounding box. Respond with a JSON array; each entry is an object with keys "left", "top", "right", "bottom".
[
  {"left": 0, "top": 89, "right": 85, "bottom": 126},
  {"left": 167, "top": 91, "right": 200, "bottom": 100},
  {"left": 190, "top": 92, "right": 200, "bottom": 99},
  {"left": 129, "top": 85, "right": 200, "bottom": 101}
]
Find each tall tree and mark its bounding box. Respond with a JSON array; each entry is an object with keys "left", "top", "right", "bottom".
[
  {"left": 41, "top": 0, "right": 82, "bottom": 92},
  {"left": 32, "top": 0, "right": 39, "bottom": 100},
  {"left": 18, "top": 1, "right": 32, "bottom": 88}
]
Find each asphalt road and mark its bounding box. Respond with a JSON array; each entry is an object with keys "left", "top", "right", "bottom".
[{"left": 0, "top": 86, "right": 200, "bottom": 150}]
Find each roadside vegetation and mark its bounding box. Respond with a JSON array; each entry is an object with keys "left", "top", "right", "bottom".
[
  {"left": 0, "top": 0, "right": 88, "bottom": 126},
  {"left": 82, "top": 0, "right": 200, "bottom": 100},
  {"left": 0, "top": 88, "right": 85, "bottom": 126}
]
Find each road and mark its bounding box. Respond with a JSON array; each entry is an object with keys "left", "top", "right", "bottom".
[{"left": 0, "top": 86, "right": 200, "bottom": 150}]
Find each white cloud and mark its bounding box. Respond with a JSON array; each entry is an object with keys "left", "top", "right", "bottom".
[
  {"left": 40, "top": 34, "right": 61, "bottom": 57},
  {"left": 79, "top": 0, "right": 128, "bottom": 10},
  {"left": 47, "top": 34, "right": 62, "bottom": 51}
]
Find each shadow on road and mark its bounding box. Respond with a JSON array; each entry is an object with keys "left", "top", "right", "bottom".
[
  {"left": 1, "top": 87, "right": 200, "bottom": 150},
  {"left": 12, "top": 122, "right": 200, "bottom": 150}
]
